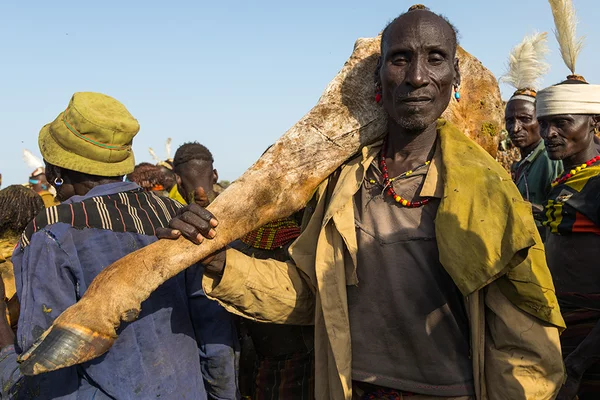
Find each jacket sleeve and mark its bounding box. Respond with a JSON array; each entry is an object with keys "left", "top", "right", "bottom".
[
  {"left": 484, "top": 282, "right": 564, "bottom": 400},
  {"left": 202, "top": 247, "right": 315, "bottom": 325},
  {"left": 9, "top": 230, "right": 81, "bottom": 397}
]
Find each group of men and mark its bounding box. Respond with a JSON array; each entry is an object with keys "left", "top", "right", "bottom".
[{"left": 0, "top": 3, "right": 598, "bottom": 400}]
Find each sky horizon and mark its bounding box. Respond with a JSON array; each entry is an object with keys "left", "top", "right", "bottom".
[{"left": 1, "top": 0, "right": 598, "bottom": 187}]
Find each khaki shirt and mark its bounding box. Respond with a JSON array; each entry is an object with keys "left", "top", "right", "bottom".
[{"left": 203, "top": 120, "right": 565, "bottom": 399}]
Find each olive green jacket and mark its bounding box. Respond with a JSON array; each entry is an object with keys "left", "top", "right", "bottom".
[{"left": 203, "top": 120, "right": 565, "bottom": 400}]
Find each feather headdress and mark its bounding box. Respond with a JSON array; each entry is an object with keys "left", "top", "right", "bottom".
[
  {"left": 148, "top": 147, "right": 161, "bottom": 163},
  {"left": 165, "top": 138, "right": 172, "bottom": 161},
  {"left": 148, "top": 138, "right": 173, "bottom": 163},
  {"left": 501, "top": 32, "right": 550, "bottom": 97},
  {"left": 22, "top": 149, "right": 44, "bottom": 176},
  {"left": 148, "top": 138, "right": 174, "bottom": 170},
  {"left": 548, "top": 0, "right": 585, "bottom": 81}
]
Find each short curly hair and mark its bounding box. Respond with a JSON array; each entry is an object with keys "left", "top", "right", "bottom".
[
  {"left": 127, "top": 163, "right": 169, "bottom": 191},
  {"left": 0, "top": 185, "right": 45, "bottom": 239},
  {"left": 381, "top": 5, "right": 460, "bottom": 54},
  {"left": 173, "top": 142, "right": 214, "bottom": 168}
]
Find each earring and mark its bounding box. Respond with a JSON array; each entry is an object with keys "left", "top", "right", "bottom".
[
  {"left": 54, "top": 177, "right": 64, "bottom": 187},
  {"left": 454, "top": 84, "right": 461, "bottom": 102},
  {"left": 375, "top": 83, "right": 382, "bottom": 104}
]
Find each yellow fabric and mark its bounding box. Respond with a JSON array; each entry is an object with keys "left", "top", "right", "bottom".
[
  {"left": 203, "top": 119, "right": 564, "bottom": 399},
  {"left": 168, "top": 184, "right": 187, "bottom": 205},
  {"left": 0, "top": 239, "right": 16, "bottom": 301},
  {"left": 39, "top": 92, "right": 139, "bottom": 177},
  {"left": 38, "top": 190, "right": 59, "bottom": 208},
  {"left": 434, "top": 120, "right": 564, "bottom": 329},
  {"left": 0, "top": 238, "right": 18, "bottom": 328}
]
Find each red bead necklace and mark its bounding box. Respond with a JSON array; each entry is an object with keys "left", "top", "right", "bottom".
[
  {"left": 551, "top": 155, "right": 600, "bottom": 187},
  {"left": 379, "top": 140, "right": 432, "bottom": 208}
]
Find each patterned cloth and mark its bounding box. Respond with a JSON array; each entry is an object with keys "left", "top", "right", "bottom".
[
  {"left": 253, "top": 350, "right": 314, "bottom": 400},
  {"left": 2, "top": 182, "right": 239, "bottom": 399},
  {"left": 240, "top": 217, "right": 301, "bottom": 250},
  {"left": 542, "top": 165, "right": 600, "bottom": 235},
  {"left": 20, "top": 187, "right": 182, "bottom": 248}
]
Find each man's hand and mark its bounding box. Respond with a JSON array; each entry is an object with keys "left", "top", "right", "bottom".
[
  {"left": 156, "top": 187, "right": 225, "bottom": 272},
  {"left": 157, "top": 187, "right": 219, "bottom": 245}
]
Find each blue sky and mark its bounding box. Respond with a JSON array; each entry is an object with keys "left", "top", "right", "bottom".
[{"left": 1, "top": 0, "right": 598, "bottom": 186}]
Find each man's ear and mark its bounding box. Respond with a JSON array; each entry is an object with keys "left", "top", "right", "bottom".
[
  {"left": 453, "top": 57, "right": 461, "bottom": 87},
  {"left": 212, "top": 169, "right": 219, "bottom": 185},
  {"left": 375, "top": 56, "right": 382, "bottom": 86},
  {"left": 175, "top": 173, "right": 182, "bottom": 187},
  {"left": 592, "top": 115, "right": 600, "bottom": 132}
]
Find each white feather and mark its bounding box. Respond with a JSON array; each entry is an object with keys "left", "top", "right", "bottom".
[
  {"left": 500, "top": 32, "right": 550, "bottom": 91},
  {"left": 148, "top": 148, "right": 161, "bottom": 163},
  {"left": 165, "top": 138, "right": 172, "bottom": 160},
  {"left": 22, "top": 149, "right": 43, "bottom": 170},
  {"left": 548, "top": 0, "right": 585, "bottom": 75}
]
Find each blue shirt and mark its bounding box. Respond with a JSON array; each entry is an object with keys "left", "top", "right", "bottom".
[{"left": 0, "top": 182, "right": 239, "bottom": 399}]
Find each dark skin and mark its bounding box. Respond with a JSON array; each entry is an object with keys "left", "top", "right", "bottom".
[
  {"left": 378, "top": 10, "right": 460, "bottom": 177},
  {"left": 44, "top": 163, "right": 123, "bottom": 203},
  {"left": 538, "top": 113, "right": 600, "bottom": 400},
  {"left": 157, "top": 166, "right": 177, "bottom": 192},
  {"left": 159, "top": 10, "right": 461, "bottom": 273},
  {"left": 505, "top": 100, "right": 544, "bottom": 215},
  {"left": 505, "top": 99, "right": 542, "bottom": 159},
  {"left": 174, "top": 160, "right": 218, "bottom": 206}
]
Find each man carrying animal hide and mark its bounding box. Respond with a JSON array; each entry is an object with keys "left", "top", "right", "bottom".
[{"left": 165, "top": 5, "right": 565, "bottom": 400}]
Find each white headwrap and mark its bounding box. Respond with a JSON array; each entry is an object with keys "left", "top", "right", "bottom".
[
  {"left": 510, "top": 95, "right": 536, "bottom": 103},
  {"left": 536, "top": 84, "right": 600, "bottom": 117}
]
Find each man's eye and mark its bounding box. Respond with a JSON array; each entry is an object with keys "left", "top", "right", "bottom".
[
  {"left": 521, "top": 118, "right": 532, "bottom": 123},
  {"left": 392, "top": 57, "right": 408, "bottom": 65},
  {"left": 428, "top": 55, "right": 444, "bottom": 64}
]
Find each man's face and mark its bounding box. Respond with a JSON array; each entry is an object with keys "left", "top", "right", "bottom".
[
  {"left": 505, "top": 100, "right": 541, "bottom": 150},
  {"left": 175, "top": 160, "right": 217, "bottom": 205},
  {"left": 379, "top": 11, "right": 459, "bottom": 131},
  {"left": 539, "top": 114, "right": 594, "bottom": 160}
]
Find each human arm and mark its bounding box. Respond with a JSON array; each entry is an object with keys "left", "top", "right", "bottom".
[
  {"left": 201, "top": 247, "right": 315, "bottom": 325},
  {"left": 160, "top": 187, "right": 316, "bottom": 325},
  {"left": 5, "top": 231, "right": 82, "bottom": 397},
  {"left": 484, "top": 282, "right": 564, "bottom": 400}
]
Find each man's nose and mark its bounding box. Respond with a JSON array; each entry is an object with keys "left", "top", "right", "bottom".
[
  {"left": 541, "top": 125, "right": 557, "bottom": 139},
  {"left": 406, "top": 58, "right": 430, "bottom": 88},
  {"left": 507, "top": 121, "right": 520, "bottom": 134}
]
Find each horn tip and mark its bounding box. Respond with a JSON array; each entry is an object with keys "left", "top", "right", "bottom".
[{"left": 19, "top": 325, "right": 114, "bottom": 375}]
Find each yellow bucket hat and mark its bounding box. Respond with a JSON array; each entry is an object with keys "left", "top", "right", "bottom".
[{"left": 39, "top": 92, "right": 140, "bottom": 177}]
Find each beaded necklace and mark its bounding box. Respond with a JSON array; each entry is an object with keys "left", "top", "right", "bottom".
[
  {"left": 377, "top": 140, "right": 433, "bottom": 208},
  {"left": 551, "top": 155, "right": 600, "bottom": 187}
]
